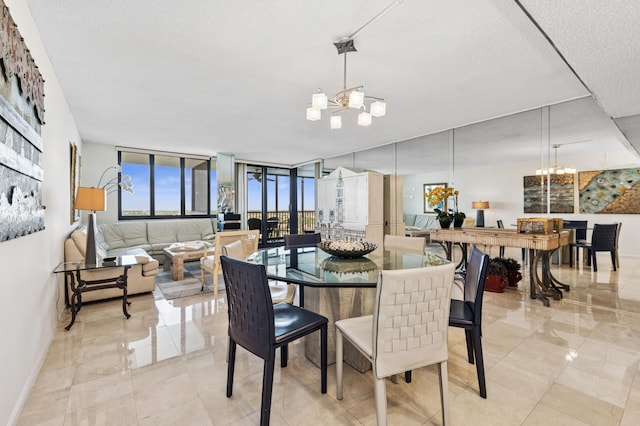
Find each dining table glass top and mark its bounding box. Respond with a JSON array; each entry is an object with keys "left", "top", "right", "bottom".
[{"left": 247, "top": 246, "right": 449, "bottom": 287}]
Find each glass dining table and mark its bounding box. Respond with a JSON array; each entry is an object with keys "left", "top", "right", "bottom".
[{"left": 248, "top": 246, "right": 449, "bottom": 372}]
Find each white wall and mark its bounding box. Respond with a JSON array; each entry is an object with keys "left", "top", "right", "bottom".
[
  {"left": 81, "top": 142, "right": 120, "bottom": 224},
  {"left": 403, "top": 152, "right": 640, "bottom": 257},
  {"left": 1, "top": 2, "right": 82, "bottom": 424}
]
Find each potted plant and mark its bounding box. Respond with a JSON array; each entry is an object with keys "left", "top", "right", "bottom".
[
  {"left": 485, "top": 258, "right": 508, "bottom": 293},
  {"left": 426, "top": 186, "right": 465, "bottom": 228},
  {"left": 433, "top": 208, "right": 453, "bottom": 228},
  {"left": 453, "top": 211, "right": 466, "bottom": 228},
  {"left": 492, "top": 257, "right": 522, "bottom": 287}
]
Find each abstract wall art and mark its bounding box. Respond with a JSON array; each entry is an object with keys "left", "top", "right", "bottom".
[
  {"left": 523, "top": 174, "right": 574, "bottom": 214},
  {"left": 0, "top": 1, "right": 46, "bottom": 242},
  {"left": 579, "top": 168, "right": 640, "bottom": 214}
]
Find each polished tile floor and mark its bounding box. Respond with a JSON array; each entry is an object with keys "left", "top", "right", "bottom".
[{"left": 18, "top": 247, "right": 640, "bottom": 425}]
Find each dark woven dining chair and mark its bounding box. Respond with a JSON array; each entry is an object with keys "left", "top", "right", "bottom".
[
  {"left": 283, "top": 232, "right": 321, "bottom": 307},
  {"left": 266, "top": 216, "right": 279, "bottom": 240},
  {"left": 283, "top": 232, "right": 321, "bottom": 249},
  {"left": 449, "top": 246, "right": 490, "bottom": 398},
  {"left": 563, "top": 220, "right": 588, "bottom": 266},
  {"left": 247, "top": 217, "right": 262, "bottom": 231},
  {"left": 496, "top": 220, "right": 505, "bottom": 257},
  {"left": 569, "top": 223, "right": 619, "bottom": 272},
  {"left": 221, "top": 256, "right": 328, "bottom": 426}
]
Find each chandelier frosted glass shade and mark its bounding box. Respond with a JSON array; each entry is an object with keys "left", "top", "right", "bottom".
[
  {"left": 348, "top": 91, "right": 364, "bottom": 109},
  {"left": 357, "top": 111, "right": 372, "bottom": 126},
  {"left": 330, "top": 115, "right": 342, "bottom": 129},
  {"left": 370, "top": 100, "right": 386, "bottom": 117},
  {"left": 306, "top": 106, "right": 321, "bottom": 121},
  {"left": 535, "top": 166, "right": 577, "bottom": 175},
  {"left": 312, "top": 93, "right": 328, "bottom": 110}
]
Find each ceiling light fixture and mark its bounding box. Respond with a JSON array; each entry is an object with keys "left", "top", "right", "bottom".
[
  {"left": 306, "top": 39, "right": 386, "bottom": 129},
  {"left": 304, "top": 0, "right": 403, "bottom": 129},
  {"left": 535, "top": 144, "right": 576, "bottom": 175}
]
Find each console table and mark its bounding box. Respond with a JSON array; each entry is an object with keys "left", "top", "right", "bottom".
[
  {"left": 54, "top": 256, "right": 138, "bottom": 330},
  {"left": 430, "top": 228, "right": 570, "bottom": 306}
]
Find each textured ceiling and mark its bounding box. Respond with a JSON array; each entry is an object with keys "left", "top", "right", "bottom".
[
  {"left": 519, "top": 0, "right": 640, "bottom": 119},
  {"left": 23, "top": 0, "right": 638, "bottom": 167}
]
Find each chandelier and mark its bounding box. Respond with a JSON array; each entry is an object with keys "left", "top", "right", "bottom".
[
  {"left": 306, "top": 39, "right": 386, "bottom": 129},
  {"left": 536, "top": 144, "right": 576, "bottom": 175}
]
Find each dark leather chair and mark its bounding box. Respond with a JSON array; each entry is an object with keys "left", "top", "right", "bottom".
[
  {"left": 283, "top": 233, "right": 321, "bottom": 307},
  {"left": 569, "top": 223, "right": 619, "bottom": 272},
  {"left": 563, "top": 220, "right": 588, "bottom": 266},
  {"left": 221, "top": 256, "right": 328, "bottom": 426},
  {"left": 247, "top": 217, "right": 262, "bottom": 231},
  {"left": 496, "top": 220, "right": 505, "bottom": 257},
  {"left": 284, "top": 232, "right": 321, "bottom": 249},
  {"left": 266, "top": 216, "right": 279, "bottom": 240},
  {"left": 449, "top": 246, "right": 490, "bottom": 398}
]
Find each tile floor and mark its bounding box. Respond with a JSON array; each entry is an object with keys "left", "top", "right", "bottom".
[{"left": 17, "top": 246, "right": 640, "bottom": 425}]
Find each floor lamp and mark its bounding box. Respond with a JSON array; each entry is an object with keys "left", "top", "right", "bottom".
[
  {"left": 75, "top": 187, "right": 106, "bottom": 265},
  {"left": 472, "top": 201, "right": 490, "bottom": 227}
]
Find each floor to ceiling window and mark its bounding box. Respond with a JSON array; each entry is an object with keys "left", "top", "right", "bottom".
[
  {"left": 119, "top": 150, "right": 216, "bottom": 219},
  {"left": 246, "top": 164, "right": 316, "bottom": 246}
]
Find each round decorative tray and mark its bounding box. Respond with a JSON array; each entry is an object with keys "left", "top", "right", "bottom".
[{"left": 317, "top": 240, "right": 378, "bottom": 258}]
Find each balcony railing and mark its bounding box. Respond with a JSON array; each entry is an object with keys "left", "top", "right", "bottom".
[{"left": 246, "top": 210, "right": 316, "bottom": 238}]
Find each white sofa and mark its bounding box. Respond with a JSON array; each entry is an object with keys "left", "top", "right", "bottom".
[
  {"left": 404, "top": 214, "right": 438, "bottom": 240},
  {"left": 64, "top": 218, "right": 216, "bottom": 302}
]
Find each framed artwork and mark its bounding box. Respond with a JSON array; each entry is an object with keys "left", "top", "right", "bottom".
[
  {"left": 424, "top": 183, "right": 447, "bottom": 213},
  {"left": 0, "top": 2, "right": 46, "bottom": 242},
  {"left": 579, "top": 168, "right": 640, "bottom": 214},
  {"left": 523, "top": 174, "right": 574, "bottom": 214},
  {"left": 69, "top": 142, "right": 80, "bottom": 224}
]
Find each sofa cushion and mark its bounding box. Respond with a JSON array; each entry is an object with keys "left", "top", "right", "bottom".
[
  {"left": 70, "top": 229, "right": 87, "bottom": 256},
  {"left": 403, "top": 214, "right": 417, "bottom": 227},
  {"left": 413, "top": 214, "right": 435, "bottom": 230},
  {"left": 99, "top": 222, "right": 148, "bottom": 251},
  {"left": 146, "top": 219, "right": 215, "bottom": 245}
]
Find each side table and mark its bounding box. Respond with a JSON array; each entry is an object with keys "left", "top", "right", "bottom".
[{"left": 53, "top": 256, "right": 138, "bottom": 330}]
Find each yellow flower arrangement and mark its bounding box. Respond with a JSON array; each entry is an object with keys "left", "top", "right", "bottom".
[
  {"left": 426, "top": 186, "right": 464, "bottom": 221},
  {"left": 426, "top": 186, "right": 457, "bottom": 209}
]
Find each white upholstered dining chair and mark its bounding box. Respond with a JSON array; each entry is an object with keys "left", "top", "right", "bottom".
[
  {"left": 383, "top": 234, "right": 426, "bottom": 253},
  {"left": 200, "top": 229, "right": 259, "bottom": 298},
  {"left": 336, "top": 262, "right": 456, "bottom": 425}
]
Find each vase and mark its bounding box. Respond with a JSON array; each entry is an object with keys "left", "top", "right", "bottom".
[
  {"left": 453, "top": 217, "right": 464, "bottom": 228},
  {"left": 439, "top": 217, "right": 452, "bottom": 229}
]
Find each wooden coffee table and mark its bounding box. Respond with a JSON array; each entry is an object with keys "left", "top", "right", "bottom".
[{"left": 163, "top": 242, "right": 214, "bottom": 281}]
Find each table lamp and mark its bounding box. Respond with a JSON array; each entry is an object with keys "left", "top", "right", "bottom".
[
  {"left": 75, "top": 187, "right": 106, "bottom": 265},
  {"left": 472, "top": 201, "right": 490, "bottom": 227}
]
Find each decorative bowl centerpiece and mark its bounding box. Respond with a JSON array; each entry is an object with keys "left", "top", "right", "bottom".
[{"left": 317, "top": 240, "right": 378, "bottom": 259}]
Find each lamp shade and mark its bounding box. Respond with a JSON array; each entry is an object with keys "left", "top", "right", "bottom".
[
  {"left": 472, "top": 201, "right": 490, "bottom": 210},
  {"left": 75, "top": 187, "right": 106, "bottom": 212}
]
